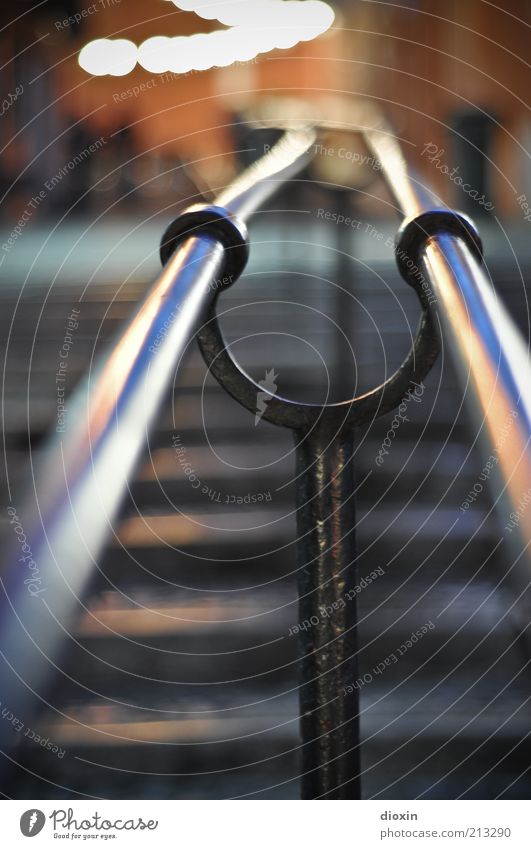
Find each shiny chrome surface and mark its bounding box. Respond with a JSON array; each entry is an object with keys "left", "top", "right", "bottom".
[
  {"left": 0, "top": 128, "right": 316, "bottom": 758},
  {"left": 250, "top": 94, "right": 531, "bottom": 582},
  {"left": 0, "top": 234, "right": 225, "bottom": 761},
  {"left": 217, "top": 126, "right": 316, "bottom": 219},
  {"left": 420, "top": 234, "right": 531, "bottom": 589},
  {"left": 367, "top": 119, "right": 531, "bottom": 582}
]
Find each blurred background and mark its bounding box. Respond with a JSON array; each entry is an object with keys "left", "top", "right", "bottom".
[{"left": 0, "top": 0, "right": 530, "bottom": 799}]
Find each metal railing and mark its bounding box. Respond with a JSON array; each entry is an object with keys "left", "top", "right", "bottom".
[
  {"left": 0, "top": 126, "right": 315, "bottom": 763},
  {"left": 365, "top": 116, "right": 531, "bottom": 602},
  {"left": 1, "top": 102, "right": 530, "bottom": 797},
  {"left": 249, "top": 96, "right": 531, "bottom": 594}
]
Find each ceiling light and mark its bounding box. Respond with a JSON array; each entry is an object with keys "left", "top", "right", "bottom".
[{"left": 78, "top": 0, "right": 335, "bottom": 77}]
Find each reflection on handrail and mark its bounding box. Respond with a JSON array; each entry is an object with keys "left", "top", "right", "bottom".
[
  {"left": 365, "top": 122, "right": 531, "bottom": 593},
  {"left": 0, "top": 127, "right": 316, "bottom": 762},
  {"left": 249, "top": 95, "right": 531, "bottom": 590}
]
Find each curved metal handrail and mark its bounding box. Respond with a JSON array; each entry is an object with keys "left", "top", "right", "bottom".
[
  {"left": 365, "top": 120, "right": 531, "bottom": 599},
  {"left": 249, "top": 96, "right": 531, "bottom": 590},
  {"left": 2, "top": 99, "right": 530, "bottom": 786},
  {"left": 0, "top": 127, "right": 316, "bottom": 762}
]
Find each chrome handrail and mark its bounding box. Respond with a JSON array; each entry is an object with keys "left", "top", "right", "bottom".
[
  {"left": 249, "top": 96, "right": 531, "bottom": 593},
  {"left": 0, "top": 127, "right": 316, "bottom": 760},
  {"left": 2, "top": 99, "right": 530, "bottom": 789},
  {"left": 365, "top": 121, "right": 531, "bottom": 601}
]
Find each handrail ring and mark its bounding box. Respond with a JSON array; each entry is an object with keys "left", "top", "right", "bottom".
[
  {"left": 396, "top": 209, "right": 483, "bottom": 295},
  {"left": 196, "top": 274, "right": 440, "bottom": 435},
  {"left": 160, "top": 203, "right": 250, "bottom": 284}
]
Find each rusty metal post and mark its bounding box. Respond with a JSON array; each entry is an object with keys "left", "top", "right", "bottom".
[
  {"left": 296, "top": 428, "right": 360, "bottom": 798},
  {"left": 197, "top": 247, "right": 438, "bottom": 797}
]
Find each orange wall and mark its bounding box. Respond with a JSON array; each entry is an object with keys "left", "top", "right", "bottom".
[{"left": 49, "top": 0, "right": 344, "bottom": 169}]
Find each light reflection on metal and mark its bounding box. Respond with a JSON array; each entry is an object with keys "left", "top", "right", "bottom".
[
  {"left": 364, "top": 113, "right": 531, "bottom": 587},
  {"left": 421, "top": 234, "right": 531, "bottom": 592},
  {"left": 248, "top": 96, "right": 531, "bottom": 583},
  {"left": 216, "top": 126, "right": 316, "bottom": 218},
  {"left": 0, "top": 127, "right": 316, "bottom": 762}
]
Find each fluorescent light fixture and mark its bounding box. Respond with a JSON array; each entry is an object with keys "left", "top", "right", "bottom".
[{"left": 78, "top": 0, "right": 334, "bottom": 77}]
